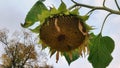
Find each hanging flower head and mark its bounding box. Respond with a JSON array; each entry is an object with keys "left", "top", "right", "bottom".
[{"left": 22, "top": 0, "right": 92, "bottom": 64}]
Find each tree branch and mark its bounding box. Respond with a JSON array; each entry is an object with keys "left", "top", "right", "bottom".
[
  {"left": 115, "top": 0, "right": 120, "bottom": 11},
  {"left": 21, "top": 45, "right": 34, "bottom": 67},
  {"left": 70, "top": 0, "right": 120, "bottom": 15}
]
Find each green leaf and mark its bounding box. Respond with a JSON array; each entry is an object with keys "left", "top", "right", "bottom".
[
  {"left": 21, "top": 1, "right": 48, "bottom": 28},
  {"left": 30, "top": 25, "right": 40, "bottom": 33},
  {"left": 58, "top": 0, "right": 67, "bottom": 13},
  {"left": 50, "top": 7, "right": 59, "bottom": 15},
  {"left": 84, "top": 23, "right": 94, "bottom": 31},
  {"left": 70, "top": 8, "right": 79, "bottom": 15},
  {"left": 79, "top": 15, "right": 89, "bottom": 22},
  {"left": 38, "top": 10, "right": 50, "bottom": 24},
  {"left": 101, "top": 36, "right": 115, "bottom": 53},
  {"left": 88, "top": 34, "right": 115, "bottom": 68},
  {"left": 63, "top": 51, "right": 79, "bottom": 65}
]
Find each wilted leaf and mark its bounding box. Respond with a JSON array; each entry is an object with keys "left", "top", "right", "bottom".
[
  {"left": 88, "top": 34, "right": 115, "bottom": 68},
  {"left": 50, "top": 49, "right": 56, "bottom": 57},
  {"left": 21, "top": 1, "right": 48, "bottom": 28},
  {"left": 56, "top": 51, "right": 59, "bottom": 63}
]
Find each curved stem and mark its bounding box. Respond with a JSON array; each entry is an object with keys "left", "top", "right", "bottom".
[
  {"left": 70, "top": 0, "right": 120, "bottom": 15},
  {"left": 103, "top": 0, "right": 106, "bottom": 7},
  {"left": 100, "top": 13, "right": 112, "bottom": 34},
  {"left": 115, "top": 0, "right": 120, "bottom": 11},
  {"left": 86, "top": 9, "right": 95, "bottom": 15}
]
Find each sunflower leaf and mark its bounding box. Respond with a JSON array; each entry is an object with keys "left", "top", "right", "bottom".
[
  {"left": 70, "top": 8, "right": 79, "bottom": 15},
  {"left": 79, "top": 15, "right": 89, "bottom": 22},
  {"left": 38, "top": 10, "right": 50, "bottom": 24},
  {"left": 21, "top": 1, "right": 48, "bottom": 28},
  {"left": 84, "top": 23, "right": 94, "bottom": 31},
  {"left": 88, "top": 33, "right": 115, "bottom": 68},
  {"left": 58, "top": 0, "right": 67, "bottom": 13},
  {"left": 30, "top": 25, "right": 40, "bottom": 33},
  {"left": 63, "top": 51, "right": 79, "bottom": 65},
  {"left": 50, "top": 7, "right": 59, "bottom": 15}
]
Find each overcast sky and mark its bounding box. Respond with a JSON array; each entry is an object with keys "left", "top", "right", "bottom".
[{"left": 0, "top": 0, "right": 120, "bottom": 68}]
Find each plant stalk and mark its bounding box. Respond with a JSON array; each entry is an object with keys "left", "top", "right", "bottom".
[{"left": 69, "top": 3, "right": 120, "bottom": 15}]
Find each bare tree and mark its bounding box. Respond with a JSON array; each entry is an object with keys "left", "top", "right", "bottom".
[{"left": 0, "top": 29, "right": 53, "bottom": 68}]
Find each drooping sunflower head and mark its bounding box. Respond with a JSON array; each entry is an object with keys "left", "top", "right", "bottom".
[
  {"left": 40, "top": 15, "right": 88, "bottom": 52},
  {"left": 22, "top": 0, "right": 92, "bottom": 64}
]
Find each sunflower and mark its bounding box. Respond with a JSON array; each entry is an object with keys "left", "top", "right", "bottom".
[{"left": 22, "top": 0, "right": 92, "bottom": 64}]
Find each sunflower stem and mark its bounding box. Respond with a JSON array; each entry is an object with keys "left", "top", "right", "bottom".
[
  {"left": 100, "top": 13, "right": 112, "bottom": 34},
  {"left": 115, "top": 0, "right": 120, "bottom": 11},
  {"left": 86, "top": 9, "right": 95, "bottom": 16},
  {"left": 103, "top": 0, "right": 106, "bottom": 7}
]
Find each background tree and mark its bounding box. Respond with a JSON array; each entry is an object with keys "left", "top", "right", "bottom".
[{"left": 0, "top": 29, "right": 53, "bottom": 68}]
